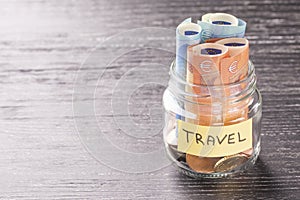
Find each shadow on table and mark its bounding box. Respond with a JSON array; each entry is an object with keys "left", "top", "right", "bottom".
[{"left": 172, "top": 158, "right": 287, "bottom": 199}]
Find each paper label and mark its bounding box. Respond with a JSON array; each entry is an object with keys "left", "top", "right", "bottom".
[{"left": 177, "top": 118, "right": 252, "bottom": 157}]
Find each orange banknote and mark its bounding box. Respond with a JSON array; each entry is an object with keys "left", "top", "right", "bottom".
[
  {"left": 185, "top": 39, "right": 250, "bottom": 126},
  {"left": 216, "top": 38, "right": 249, "bottom": 85}
]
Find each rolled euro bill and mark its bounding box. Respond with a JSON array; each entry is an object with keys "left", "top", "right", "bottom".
[
  {"left": 216, "top": 38, "right": 250, "bottom": 121},
  {"left": 185, "top": 43, "right": 249, "bottom": 126},
  {"left": 204, "top": 13, "right": 239, "bottom": 26},
  {"left": 176, "top": 18, "right": 202, "bottom": 80},
  {"left": 216, "top": 38, "right": 249, "bottom": 85},
  {"left": 198, "top": 13, "right": 246, "bottom": 43},
  {"left": 186, "top": 43, "right": 229, "bottom": 90},
  {"left": 185, "top": 43, "right": 228, "bottom": 125}
]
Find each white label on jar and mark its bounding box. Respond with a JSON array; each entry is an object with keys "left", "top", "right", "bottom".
[{"left": 177, "top": 118, "right": 252, "bottom": 157}]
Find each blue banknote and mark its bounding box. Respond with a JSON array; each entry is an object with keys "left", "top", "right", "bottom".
[
  {"left": 175, "top": 18, "right": 202, "bottom": 80},
  {"left": 197, "top": 18, "right": 246, "bottom": 43}
]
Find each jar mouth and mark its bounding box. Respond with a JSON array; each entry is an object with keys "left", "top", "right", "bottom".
[
  {"left": 168, "top": 60, "right": 256, "bottom": 100},
  {"left": 170, "top": 60, "right": 255, "bottom": 88}
]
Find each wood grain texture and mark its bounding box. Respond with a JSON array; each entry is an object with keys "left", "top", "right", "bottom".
[{"left": 0, "top": 0, "right": 299, "bottom": 199}]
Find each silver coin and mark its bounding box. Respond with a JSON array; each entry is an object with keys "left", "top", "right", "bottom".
[{"left": 214, "top": 154, "right": 248, "bottom": 172}]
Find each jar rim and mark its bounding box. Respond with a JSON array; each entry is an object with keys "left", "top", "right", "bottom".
[{"left": 169, "top": 60, "right": 255, "bottom": 90}]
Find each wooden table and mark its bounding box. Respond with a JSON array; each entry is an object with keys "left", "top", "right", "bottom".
[{"left": 0, "top": 0, "right": 299, "bottom": 199}]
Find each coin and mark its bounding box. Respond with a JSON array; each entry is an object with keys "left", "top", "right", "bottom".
[
  {"left": 186, "top": 154, "right": 220, "bottom": 173},
  {"left": 214, "top": 154, "right": 248, "bottom": 172}
]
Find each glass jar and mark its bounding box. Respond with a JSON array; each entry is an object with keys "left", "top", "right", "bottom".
[{"left": 163, "top": 60, "right": 262, "bottom": 178}]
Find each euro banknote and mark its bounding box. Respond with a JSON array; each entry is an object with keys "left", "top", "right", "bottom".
[
  {"left": 176, "top": 18, "right": 202, "bottom": 80},
  {"left": 197, "top": 13, "right": 247, "bottom": 43},
  {"left": 185, "top": 39, "right": 250, "bottom": 125}
]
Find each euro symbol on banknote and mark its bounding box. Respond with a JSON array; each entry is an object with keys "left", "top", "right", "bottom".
[
  {"left": 228, "top": 61, "right": 238, "bottom": 74},
  {"left": 200, "top": 60, "right": 215, "bottom": 72}
]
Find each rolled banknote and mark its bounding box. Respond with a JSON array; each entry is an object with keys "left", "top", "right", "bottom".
[
  {"left": 216, "top": 37, "right": 249, "bottom": 85},
  {"left": 216, "top": 38, "right": 251, "bottom": 125},
  {"left": 205, "top": 13, "right": 238, "bottom": 26},
  {"left": 176, "top": 18, "right": 202, "bottom": 80},
  {"left": 175, "top": 18, "right": 201, "bottom": 121},
  {"left": 185, "top": 43, "right": 229, "bottom": 125},
  {"left": 186, "top": 43, "right": 229, "bottom": 89},
  {"left": 198, "top": 13, "right": 246, "bottom": 43},
  {"left": 185, "top": 42, "right": 249, "bottom": 125}
]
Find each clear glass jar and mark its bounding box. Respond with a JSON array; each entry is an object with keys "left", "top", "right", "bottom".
[{"left": 163, "top": 61, "right": 262, "bottom": 178}]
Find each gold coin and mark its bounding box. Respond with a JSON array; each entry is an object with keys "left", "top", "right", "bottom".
[
  {"left": 186, "top": 154, "right": 220, "bottom": 173},
  {"left": 214, "top": 154, "right": 248, "bottom": 172}
]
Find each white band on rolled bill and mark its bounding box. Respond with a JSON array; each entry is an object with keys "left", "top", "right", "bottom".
[
  {"left": 178, "top": 22, "right": 202, "bottom": 36},
  {"left": 205, "top": 13, "right": 239, "bottom": 26},
  {"left": 216, "top": 37, "right": 249, "bottom": 56},
  {"left": 198, "top": 13, "right": 246, "bottom": 43},
  {"left": 176, "top": 18, "right": 202, "bottom": 79}
]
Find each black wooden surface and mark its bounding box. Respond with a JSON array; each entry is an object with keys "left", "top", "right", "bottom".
[{"left": 0, "top": 0, "right": 299, "bottom": 199}]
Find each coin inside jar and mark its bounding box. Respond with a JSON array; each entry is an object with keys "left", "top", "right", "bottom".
[
  {"left": 186, "top": 154, "right": 220, "bottom": 173},
  {"left": 214, "top": 154, "right": 248, "bottom": 172}
]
